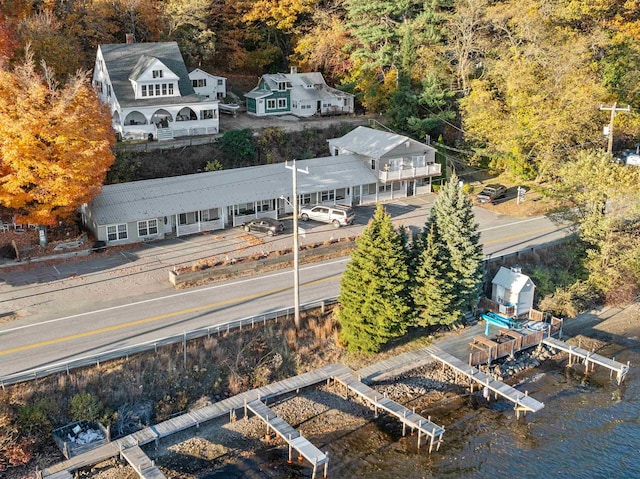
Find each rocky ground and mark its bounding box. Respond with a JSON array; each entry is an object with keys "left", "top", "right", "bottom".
[{"left": 73, "top": 345, "right": 571, "bottom": 479}]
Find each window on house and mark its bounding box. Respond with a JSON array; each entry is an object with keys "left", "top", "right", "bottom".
[
  {"left": 217, "top": 79, "right": 223, "bottom": 85},
  {"left": 200, "top": 109, "right": 214, "bottom": 120},
  {"left": 107, "top": 84, "right": 111, "bottom": 97},
  {"left": 192, "top": 79, "right": 206, "bottom": 87},
  {"left": 107, "top": 224, "right": 128, "bottom": 241},
  {"left": 320, "top": 190, "right": 335, "bottom": 202},
  {"left": 200, "top": 208, "right": 219, "bottom": 221},
  {"left": 370, "top": 159, "right": 376, "bottom": 170},
  {"left": 168, "top": 83, "right": 174, "bottom": 95},
  {"left": 411, "top": 155, "right": 425, "bottom": 167},
  {"left": 179, "top": 212, "right": 197, "bottom": 225},
  {"left": 155, "top": 84, "right": 161, "bottom": 96},
  {"left": 300, "top": 194, "right": 312, "bottom": 205},
  {"left": 141, "top": 85, "right": 147, "bottom": 97},
  {"left": 152, "top": 70, "right": 163, "bottom": 78},
  {"left": 267, "top": 99, "right": 276, "bottom": 109},
  {"left": 138, "top": 219, "right": 158, "bottom": 237},
  {"left": 256, "top": 200, "right": 272, "bottom": 212},
  {"left": 277, "top": 98, "right": 287, "bottom": 109},
  {"left": 379, "top": 183, "right": 392, "bottom": 193},
  {"left": 278, "top": 82, "right": 286, "bottom": 91},
  {"left": 162, "top": 84, "right": 167, "bottom": 95}
]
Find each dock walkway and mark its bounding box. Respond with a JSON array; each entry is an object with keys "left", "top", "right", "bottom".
[
  {"left": 543, "top": 337, "right": 630, "bottom": 384},
  {"left": 428, "top": 346, "right": 544, "bottom": 417},
  {"left": 245, "top": 399, "right": 328, "bottom": 479},
  {"left": 357, "top": 345, "right": 544, "bottom": 417},
  {"left": 119, "top": 445, "right": 166, "bottom": 479},
  {"left": 333, "top": 364, "right": 445, "bottom": 453},
  {"left": 41, "top": 364, "right": 341, "bottom": 478}
]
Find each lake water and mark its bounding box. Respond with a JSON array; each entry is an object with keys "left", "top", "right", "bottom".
[
  {"left": 320, "top": 345, "right": 640, "bottom": 479},
  {"left": 203, "top": 343, "right": 639, "bottom": 479}
]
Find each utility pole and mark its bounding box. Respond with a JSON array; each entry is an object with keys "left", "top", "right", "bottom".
[
  {"left": 600, "top": 102, "right": 631, "bottom": 153},
  {"left": 285, "top": 160, "right": 309, "bottom": 329}
]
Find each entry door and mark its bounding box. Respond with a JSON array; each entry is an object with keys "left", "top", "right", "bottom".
[{"left": 277, "top": 197, "right": 286, "bottom": 218}]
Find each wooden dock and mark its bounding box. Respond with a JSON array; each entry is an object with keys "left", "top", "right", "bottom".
[
  {"left": 245, "top": 399, "right": 328, "bottom": 479},
  {"left": 543, "top": 337, "right": 630, "bottom": 384},
  {"left": 332, "top": 364, "right": 445, "bottom": 453},
  {"left": 119, "top": 445, "right": 166, "bottom": 479},
  {"left": 41, "top": 364, "right": 341, "bottom": 478},
  {"left": 428, "top": 346, "right": 544, "bottom": 418}
]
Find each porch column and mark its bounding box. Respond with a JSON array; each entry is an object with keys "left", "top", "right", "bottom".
[{"left": 175, "top": 214, "right": 180, "bottom": 237}]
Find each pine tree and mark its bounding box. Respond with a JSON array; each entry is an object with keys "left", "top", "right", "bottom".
[
  {"left": 415, "top": 173, "right": 484, "bottom": 324},
  {"left": 338, "top": 204, "right": 413, "bottom": 353},
  {"left": 413, "top": 224, "right": 460, "bottom": 326}
]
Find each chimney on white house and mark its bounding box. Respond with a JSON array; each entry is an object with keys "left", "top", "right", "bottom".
[
  {"left": 290, "top": 66, "right": 297, "bottom": 74},
  {"left": 125, "top": 34, "right": 135, "bottom": 44}
]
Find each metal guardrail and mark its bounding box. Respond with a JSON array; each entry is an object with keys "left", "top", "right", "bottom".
[{"left": 0, "top": 297, "right": 339, "bottom": 389}]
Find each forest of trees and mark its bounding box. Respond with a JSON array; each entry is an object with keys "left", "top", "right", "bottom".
[
  {"left": 2, "top": 0, "right": 640, "bottom": 222},
  {"left": 2, "top": 0, "right": 640, "bottom": 167}
]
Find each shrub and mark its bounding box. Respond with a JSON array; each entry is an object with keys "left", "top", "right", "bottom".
[{"left": 70, "top": 392, "right": 103, "bottom": 423}]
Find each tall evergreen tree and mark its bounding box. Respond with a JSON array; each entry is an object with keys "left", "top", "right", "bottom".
[
  {"left": 413, "top": 224, "right": 460, "bottom": 326},
  {"left": 418, "top": 173, "right": 483, "bottom": 324},
  {"left": 338, "top": 204, "right": 413, "bottom": 353}
]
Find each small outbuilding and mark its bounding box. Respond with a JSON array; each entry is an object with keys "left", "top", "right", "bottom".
[{"left": 490, "top": 266, "right": 536, "bottom": 317}]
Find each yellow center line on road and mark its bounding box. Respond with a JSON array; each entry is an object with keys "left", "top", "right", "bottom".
[
  {"left": 1, "top": 274, "right": 340, "bottom": 356},
  {"left": 482, "top": 225, "right": 564, "bottom": 245}
]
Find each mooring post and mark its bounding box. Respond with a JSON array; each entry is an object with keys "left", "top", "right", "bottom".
[
  {"left": 417, "top": 420, "right": 422, "bottom": 449},
  {"left": 288, "top": 435, "right": 293, "bottom": 464},
  {"left": 402, "top": 411, "right": 407, "bottom": 437},
  {"left": 324, "top": 452, "right": 330, "bottom": 478}
]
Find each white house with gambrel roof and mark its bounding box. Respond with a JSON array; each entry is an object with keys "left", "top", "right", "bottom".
[
  {"left": 82, "top": 127, "right": 441, "bottom": 245},
  {"left": 92, "top": 40, "right": 219, "bottom": 141},
  {"left": 245, "top": 67, "right": 354, "bottom": 117}
]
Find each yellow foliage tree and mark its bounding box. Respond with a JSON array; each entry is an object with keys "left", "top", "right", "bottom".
[
  {"left": 0, "top": 57, "right": 115, "bottom": 225},
  {"left": 242, "top": 0, "right": 315, "bottom": 30}
]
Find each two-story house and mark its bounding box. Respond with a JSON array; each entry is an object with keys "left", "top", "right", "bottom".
[
  {"left": 82, "top": 127, "right": 441, "bottom": 246},
  {"left": 244, "top": 67, "right": 354, "bottom": 117},
  {"left": 92, "top": 39, "right": 220, "bottom": 141},
  {"left": 188, "top": 68, "right": 227, "bottom": 99},
  {"left": 328, "top": 126, "right": 440, "bottom": 202}
]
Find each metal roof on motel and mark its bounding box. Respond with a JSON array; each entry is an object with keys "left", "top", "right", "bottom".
[
  {"left": 90, "top": 155, "right": 377, "bottom": 225},
  {"left": 328, "top": 126, "right": 436, "bottom": 159}
]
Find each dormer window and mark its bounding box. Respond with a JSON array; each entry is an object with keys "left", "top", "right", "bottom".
[
  {"left": 152, "top": 70, "right": 163, "bottom": 78},
  {"left": 278, "top": 82, "right": 286, "bottom": 91}
]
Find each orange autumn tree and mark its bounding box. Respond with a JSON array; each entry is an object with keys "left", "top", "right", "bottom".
[{"left": 0, "top": 56, "right": 115, "bottom": 225}]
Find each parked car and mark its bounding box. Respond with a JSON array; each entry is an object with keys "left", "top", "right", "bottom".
[
  {"left": 299, "top": 204, "right": 355, "bottom": 228},
  {"left": 242, "top": 218, "right": 285, "bottom": 236},
  {"left": 476, "top": 184, "right": 507, "bottom": 203}
]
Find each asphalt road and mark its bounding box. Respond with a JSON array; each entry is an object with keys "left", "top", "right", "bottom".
[{"left": 0, "top": 196, "right": 572, "bottom": 378}]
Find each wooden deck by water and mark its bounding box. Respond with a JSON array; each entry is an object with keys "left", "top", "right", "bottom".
[
  {"left": 334, "top": 364, "right": 445, "bottom": 453},
  {"left": 245, "top": 399, "right": 328, "bottom": 479},
  {"left": 543, "top": 337, "right": 630, "bottom": 384}
]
